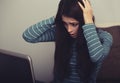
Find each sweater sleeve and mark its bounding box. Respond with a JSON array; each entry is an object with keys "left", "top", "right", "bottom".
[
  {"left": 22, "top": 16, "right": 55, "bottom": 43},
  {"left": 82, "top": 24, "right": 113, "bottom": 62}
]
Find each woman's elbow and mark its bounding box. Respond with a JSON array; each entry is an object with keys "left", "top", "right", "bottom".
[{"left": 22, "top": 34, "right": 37, "bottom": 43}]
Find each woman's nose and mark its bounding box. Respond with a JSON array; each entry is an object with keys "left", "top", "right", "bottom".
[{"left": 67, "top": 26, "right": 73, "bottom": 33}]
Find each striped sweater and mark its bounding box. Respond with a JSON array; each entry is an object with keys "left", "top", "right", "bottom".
[{"left": 22, "top": 16, "right": 113, "bottom": 83}]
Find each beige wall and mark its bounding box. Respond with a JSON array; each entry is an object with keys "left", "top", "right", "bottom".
[
  {"left": 90, "top": 0, "right": 120, "bottom": 27},
  {"left": 0, "top": 0, "right": 120, "bottom": 82}
]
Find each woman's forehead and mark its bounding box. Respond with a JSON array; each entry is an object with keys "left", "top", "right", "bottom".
[{"left": 62, "top": 15, "right": 79, "bottom": 23}]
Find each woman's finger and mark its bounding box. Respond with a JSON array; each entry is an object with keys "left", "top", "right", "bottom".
[
  {"left": 85, "top": 0, "right": 92, "bottom": 8},
  {"left": 78, "top": 2, "right": 84, "bottom": 10},
  {"left": 82, "top": 0, "right": 86, "bottom": 7}
]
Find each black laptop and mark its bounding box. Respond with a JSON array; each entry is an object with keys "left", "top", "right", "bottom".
[{"left": 0, "top": 49, "right": 35, "bottom": 83}]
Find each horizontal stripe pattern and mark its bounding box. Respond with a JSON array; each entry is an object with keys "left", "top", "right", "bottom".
[
  {"left": 22, "top": 16, "right": 55, "bottom": 43},
  {"left": 64, "top": 42, "right": 81, "bottom": 83},
  {"left": 82, "top": 24, "right": 112, "bottom": 62},
  {"left": 23, "top": 17, "right": 113, "bottom": 83}
]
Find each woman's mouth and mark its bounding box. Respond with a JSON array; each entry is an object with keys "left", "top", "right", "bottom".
[{"left": 70, "top": 34, "right": 77, "bottom": 38}]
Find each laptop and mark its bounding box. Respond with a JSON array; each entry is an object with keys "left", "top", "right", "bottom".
[{"left": 0, "top": 49, "right": 35, "bottom": 83}]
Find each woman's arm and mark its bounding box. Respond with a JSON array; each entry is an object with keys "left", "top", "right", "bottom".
[
  {"left": 82, "top": 24, "right": 113, "bottom": 62},
  {"left": 22, "top": 16, "right": 55, "bottom": 43},
  {"left": 78, "top": 0, "right": 112, "bottom": 62}
]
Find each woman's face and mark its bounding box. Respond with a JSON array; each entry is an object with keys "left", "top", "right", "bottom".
[{"left": 62, "top": 15, "right": 79, "bottom": 38}]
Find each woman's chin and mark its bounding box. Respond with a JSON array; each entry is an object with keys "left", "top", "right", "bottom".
[{"left": 71, "top": 35, "right": 77, "bottom": 38}]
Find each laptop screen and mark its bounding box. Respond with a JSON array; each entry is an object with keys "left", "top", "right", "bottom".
[{"left": 0, "top": 49, "right": 35, "bottom": 83}]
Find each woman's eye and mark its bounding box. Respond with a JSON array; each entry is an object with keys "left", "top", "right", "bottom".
[
  {"left": 72, "top": 23, "right": 79, "bottom": 27},
  {"left": 63, "top": 21, "right": 66, "bottom": 25},
  {"left": 63, "top": 22, "right": 68, "bottom": 27}
]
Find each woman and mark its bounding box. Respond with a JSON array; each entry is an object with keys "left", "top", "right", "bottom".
[{"left": 22, "top": 0, "right": 113, "bottom": 83}]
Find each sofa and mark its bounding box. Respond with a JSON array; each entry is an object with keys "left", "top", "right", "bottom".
[{"left": 96, "top": 25, "right": 120, "bottom": 83}]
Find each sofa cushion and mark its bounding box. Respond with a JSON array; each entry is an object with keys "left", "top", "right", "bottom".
[
  {"left": 97, "top": 47, "right": 120, "bottom": 80},
  {"left": 100, "top": 26, "right": 120, "bottom": 47},
  {"left": 97, "top": 25, "right": 120, "bottom": 80}
]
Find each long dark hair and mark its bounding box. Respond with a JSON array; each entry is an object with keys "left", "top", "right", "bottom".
[{"left": 54, "top": 0, "right": 94, "bottom": 82}]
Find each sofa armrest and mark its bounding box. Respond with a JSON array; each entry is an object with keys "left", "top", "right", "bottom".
[{"left": 97, "top": 25, "right": 120, "bottom": 81}]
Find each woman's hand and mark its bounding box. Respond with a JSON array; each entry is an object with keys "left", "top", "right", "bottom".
[{"left": 78, "top": 0, "right": 93, "bottom": 24}]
